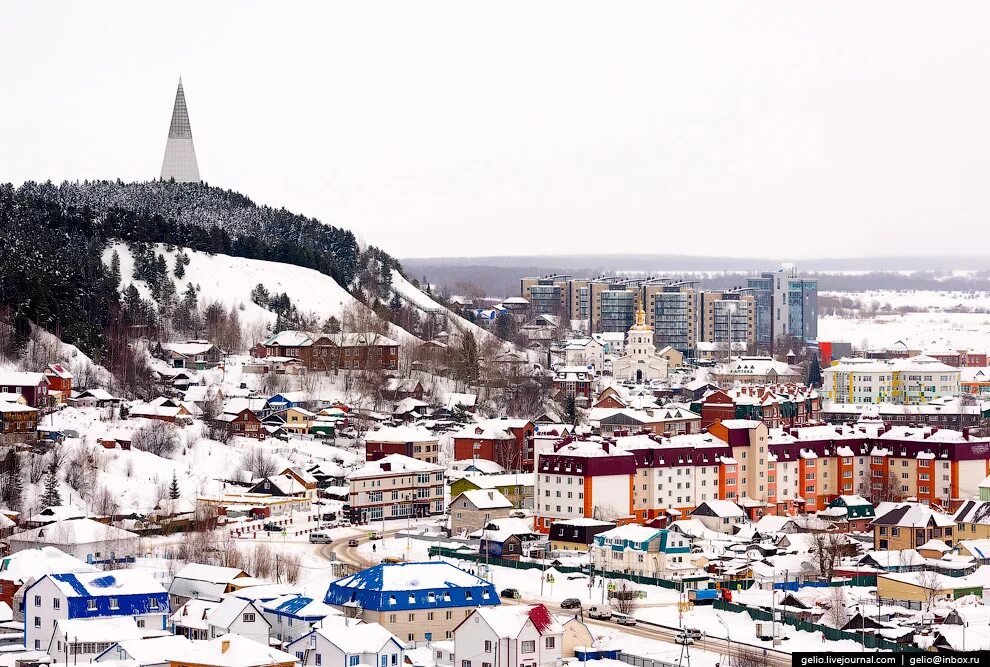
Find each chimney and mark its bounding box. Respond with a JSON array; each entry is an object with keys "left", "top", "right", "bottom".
[{"left": 221, "top": 640, "right": 231, "bottom": 654}]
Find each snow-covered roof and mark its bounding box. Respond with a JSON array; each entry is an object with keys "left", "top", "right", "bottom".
[
  {"left": 54, "top": 617, "right": 152, "bottom": 643},
  {"left": 348, "top": 454, "right": 442, "bottom": 480},
  {"left": 473, "top": 604, "right": 562, "bottom": 639},
  {"left": 12, "top": 518, "right": 138, "bottom": 546},
  {"left": 261, "top": 594, "right": 340, "bottom": 620},
  {"left": 0, "top": 372, "right": 46, "bottom": 386},
  {"left": 207, "top": 597, "right": 263, "bottom": 630},
  {"left": 0, "top": 547, "right": 96, "bottom": 584},
  {"left": 450, "top": 459, "right": 506, "bottom": 474},
  {"left": 694, "top": 500, "right": 746, "bottom": 518},
  {"left": 46, "top": 569, "right": 166, "bottom": 598},
  {"left": 596, "top": 524, "right": 661, "bottom": 544},
  {"left": 311, "top": 621, "right": 403, "bottom": 654},
  {"left": 453, "top": 489, "right": 513, "bottom": 510},
  {"left": 873, "top": 502, "right": 955, "bottom": 528},
  {"left": 366, "top": 425, "right": 437, "bottom": 444},
  {"left": 161, "top": 341, "right": 218, "bottom": 357}
]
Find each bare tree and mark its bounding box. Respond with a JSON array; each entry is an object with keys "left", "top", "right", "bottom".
[
  {"left": 917, "top": 569, "right": 943, "bottom": 611},
  {"left": 611, "top": 581, "right": 639, "bottom": 615},
  {"left": 734, "top": 647, "right": 771, "bottom": 667},
  {"left": 810, "top": 531, "right": 844, "bottom": 581},
  {"left": 241, "top": 447, "right": 278, "bottom": 479},
  {"left": 253, "top": 543, "right": 274, "bottom": 579},
  {"left": 823, "top": 586, "right": 850, "bottom": 628},
  {"left": 132, "top": 422, "right": 181, "bottom": 457}
]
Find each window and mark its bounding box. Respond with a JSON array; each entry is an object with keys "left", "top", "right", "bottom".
[
  {"left": 350, "top": 657, "right": 360, "bottom": 666},
  {"left": 389, "top": 614, "right": 397, "bottom": 623},
  {"left": 109, "top": 598, "right": 119, "bottom": 610},
  {"left": 485, "top": 641, "right": 492, "bottom": 652},
  {"left": 149, "top": 598, "right": 158, "bottom": 610},
  {"left": 87, "top": 600, "right": 97, "bottom": 611},
  {"left": 33, "top": 617, "right": 40, "bottom": 628},
  {"left": 522, "top": 641, "right": 536, "bottom": 654},
  {"left": 243, "top": 613, "right": 255, "bottom": 623},
  {"left": 53, "top": 598, "right": 60, "bottom": 610},
  {"left": 33, "top": 595, "right": 40, "bottom": 607},
  {"left": 463, "top": 662, "right": 472, "bottom": 667},
  {"left": 546, "top": 637, "right": 556, "bottom": 649},
  {"left": 316, "top": 655, "right": 322, "bottom": 666}
]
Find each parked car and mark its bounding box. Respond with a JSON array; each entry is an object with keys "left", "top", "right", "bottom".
[
  {"left": 369, "top": 531, "right": 384, "bottom": 540},
  {"left": 500, "top": 588, "right": 521, "bottom": 599},
  {"left": 347, "top": 538, "right": 360, "bottom": 547},
  {"left": 587, "top": 605, "right": 612, "bottom": 620},
  {"left": 263, "top": 522, "right": 282, "bottom": 532},
  {"left": 321, "top": 512, "right": 336, "bottom": 521},
  {"left": 675, "top": 634, "right": 694, "bottom": 645},
  {"left": 683, "top": 628, "right": 703, "bottom": 639},
  {"left": 615, "top": 613, "right": 637, "bottom": 626},
  {"left": 560, "top": 598, "right": 581, "bottom": 610},
  {"left": 309, "top": 532, "right": 333, "bottom": 544}
]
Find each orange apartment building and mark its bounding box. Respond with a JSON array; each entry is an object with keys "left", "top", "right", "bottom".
[{"left": 533, "top": 419, "right": 990, "bottom": 531}]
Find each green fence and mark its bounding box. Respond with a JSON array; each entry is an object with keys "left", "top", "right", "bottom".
[{"left": 713, "top": 600, "right": 921, "bottom": 653}]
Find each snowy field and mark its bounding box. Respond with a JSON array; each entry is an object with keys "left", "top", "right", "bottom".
[
  {"left": 819, "top": 311, "right": 990, "bottom": 350},
  {"left": 822, "top": 289, "right": 990, "bottom": 312}
]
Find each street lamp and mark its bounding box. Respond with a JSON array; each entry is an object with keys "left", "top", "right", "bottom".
[{"left": 717, "top": 615, "right": 731, "bottom": 664}]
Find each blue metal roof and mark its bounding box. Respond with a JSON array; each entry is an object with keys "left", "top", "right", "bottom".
[{"left": 324, "top": 562, "right": 499, "bottom": 612}]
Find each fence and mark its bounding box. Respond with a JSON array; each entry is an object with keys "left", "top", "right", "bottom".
[
  {"left": 427, "top": 546, "right": 726, "bottom": 590},
  {"left": 618, "top": 652, "right": 678, "bottom": 667},
  {"left": 712, "top": 600, "right": 921, "bottom": 652}
]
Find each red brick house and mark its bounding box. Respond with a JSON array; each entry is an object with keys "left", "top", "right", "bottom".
[
  {"left": 0, "top": 372, "right": 49, "bottom": 409},
  {"left": 261, "top": 330, "right": 399, "bottom": 371},
  {"left": 553, "top": 367, "right": 595, "bottom": 402},
  {"left": 453, "top": 418, "right": 536, "bottom": 471}
]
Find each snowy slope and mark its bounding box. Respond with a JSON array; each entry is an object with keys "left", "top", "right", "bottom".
[
  {"left": 390, "top": 269, "right": 536, "bottom": 360},
  {"left": 105, "top": 243, "right": 422, "bottom": 348}
]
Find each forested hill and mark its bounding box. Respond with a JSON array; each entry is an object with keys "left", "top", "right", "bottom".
[{"left": 0, "top": 180, "right": 402, "bottom": 364}]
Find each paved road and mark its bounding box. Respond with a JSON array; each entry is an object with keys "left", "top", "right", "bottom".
[{"left": 319, "top": 532, "right": 792, "bottom": 667}]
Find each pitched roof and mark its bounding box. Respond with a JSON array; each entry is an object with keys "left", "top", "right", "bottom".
[
  {"left": 12, "top": 518, "right": 138, "bottom": 545},
  {"left": 452, "top": 489, "right": 513, "bottom": 510},
  {"left": 872, "top": 502, "right": 955, "bottom": 528}
]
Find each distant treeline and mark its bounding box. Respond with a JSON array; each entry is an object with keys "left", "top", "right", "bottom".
[{"left": 404, "top": 261, "right": 990, "bottom": 300}]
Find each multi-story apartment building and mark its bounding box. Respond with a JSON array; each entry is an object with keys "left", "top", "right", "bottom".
[
  {"left": 325, "top": 562, "right": 498, "bottom": 645},
  {"left": 533, "top": 439, "right": 636, "bottom": 532},
  {"left": 823, "top": 355, "right": 961, "bottom": 405},
  {"left": 747, "top": 266, "right": 818, "bottom": 350},
  {"left": 747, "top": 273, "right": 775, "bottom": 351},
  {"left": 641, "top": 280, "right": 699, "bottom": 353},
  {"left": 775, "top": 271, "right": 818, "bottom": 345},
  {"left": 520, "top": 275, "right": 571, "bottom": 316},
  {"left": 346, "top": 454, "right": 445, "bottom": 523},
  {"left": 534, "top": 419, "right": 990, "bottom": 530},
  {"left": 589, "top": 278, "right": 641, "bottom": 333},
  {"left": 699, "top": 289, "right": 756, "bottom": 349}
]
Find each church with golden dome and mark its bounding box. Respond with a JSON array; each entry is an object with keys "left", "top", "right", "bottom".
[{"left": 611, "top": 307, "right": 670, "bottom": 383}]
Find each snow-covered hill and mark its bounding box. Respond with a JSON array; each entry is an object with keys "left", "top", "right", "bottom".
[
  {"left": 106, "top": 243, "right": 423, "bottom": 348},
  {"left": 390, "top": 269, "right": 537, "bottom": 360}
]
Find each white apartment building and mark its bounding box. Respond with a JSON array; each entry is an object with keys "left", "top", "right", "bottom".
[
  {"left": 454, "top": 605, "right": 562, "bottom": 667},
  {"left": 347, "top": 454, "right": 444, "bottom": 523},
  {"left": 823, "top": 356, "right": 960, "bottom": 405}
]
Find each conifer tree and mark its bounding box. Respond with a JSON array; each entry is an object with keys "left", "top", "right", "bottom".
[
  {"left": 41, "top": 465, "right": 62, "bottom": 507},
  {"left": 169, "top": 472, "right": 180, "bottom": 500}
]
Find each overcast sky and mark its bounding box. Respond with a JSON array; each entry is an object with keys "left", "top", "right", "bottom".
[{"left": 3, "top": 2, "right": 989, "bottom": 260}]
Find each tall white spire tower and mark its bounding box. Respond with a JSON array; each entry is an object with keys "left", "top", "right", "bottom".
[{"left": 160, "top": 78, "right": 201, "bottom": 182}]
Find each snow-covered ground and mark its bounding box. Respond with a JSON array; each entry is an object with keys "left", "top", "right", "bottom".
[
  {"left": 819, "top": 311, "right": 990, "bottom": 350},
  {"left": 822, "top": 289, "right": 990, "bottom": 312}
]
